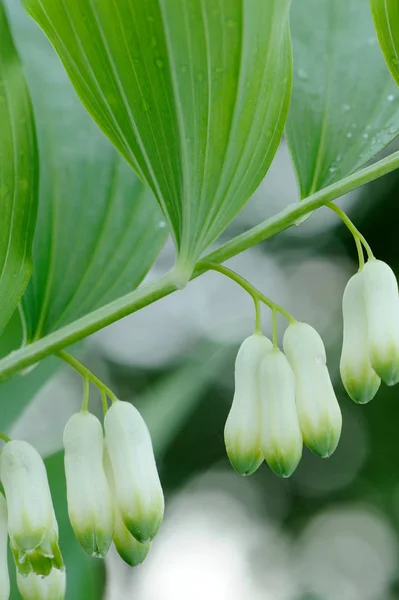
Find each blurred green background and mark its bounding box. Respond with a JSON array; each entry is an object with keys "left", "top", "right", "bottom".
[{"left": 2, "top": 1, "right": 399, "bottom": 599}]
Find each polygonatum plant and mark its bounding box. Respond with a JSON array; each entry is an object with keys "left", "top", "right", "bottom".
[{"left": 1, "top": 0, "right": 399, "bottom": 597}]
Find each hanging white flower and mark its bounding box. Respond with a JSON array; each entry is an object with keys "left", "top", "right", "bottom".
[
  {"left": 0, "top": 441, "right": 63, "bottom": 577},
  {"left": 16, "top": 567, "right": 66, "bottom": 600},
  {"left": 104, "top": 401, "right": 164, "bottom": 543},
  {"left": 284, "top": 322, "right": 342, "bottom": 457},
  {"left": 259, "top": 349, "right": 302, "bottom": 477},
  {"left": 224, "top": 333, "right": 272, "bottom": 476},
  {"left": 0, "top": 494, "right": 9, "bottom": 600},
  {"left": 63, "top": 412, "right": 114, "bottom": 557},
  {"left": 103, "top": 448, "right": 151, "bottom": 566},
  {"left": 362, "top": 259, "right": 399, "bottom": 386},
  {"left": 340, "top": 271, "right": 381, "bottom": 403}
]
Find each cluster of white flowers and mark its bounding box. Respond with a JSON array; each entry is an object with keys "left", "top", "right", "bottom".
[
  {"left": 225, "top": 323, "right": 342, "bottom": 478},
  {"left": 225, "top": 256, "right": 399, "bottom": 478},
  {"left": 341, "top": 259, "right": 399, "bottom": 402},
  {"left": 0, "top": 401, "right": 163, "bottom": 599}
]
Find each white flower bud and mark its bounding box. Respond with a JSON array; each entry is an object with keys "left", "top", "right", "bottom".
[
  {"left": 362, "top": 259, "right": 399, "bottom": 385},
  {"left": 104, "top": 447, "right": 151, "bottom": 567},
  {"left": 16, "top": 568, "right": 66, "bottom": 600},
  {"left": 0, "top": 495, "right": 10, "bottom": 600},
  {"left": 224, "top": 334, "right": 272, "bottom": 476},
  {"left": 340, "top": 272, "right": 381, "bottom": 403},
  {"left": 104, "top": 401, "right": 164, "bottom": 543},
  {"left": 0, "top": 441, "right": 63, "bottom": 577},
  {"left": 63, "top": 412, "right": 114, "bottom": 557},
  {"left": 284, "top": 322, "right": 342, "bottom": 457},
  {"left": 259, "top": 349, "right": 302, "bottom": 477}
]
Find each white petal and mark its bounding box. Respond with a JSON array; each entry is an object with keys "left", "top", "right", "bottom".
[
  {"left": 103, "top": 446, "right": 151, "bottom": 567},
  {"left": 0, "top": 495, "right": 9, "bottom": 600},
  {"left": 259, "top": 349, "right": 302, "bottom": 477},
  {"left": 17, "top": 568, "right": 66, "bottom": 600},
  {"left": 284, "top": 322, "right": 342, "bottom": 457},
  {"left": 104, "top": 402, "right": 164, "bottom": 543},
  {"left": 0, "top": 441, "right": 62, "bottom": 576},
  {"left": 340, "top": 272, "right": 380, "bottom": 403},
  {"left": 224, "top": 334, "right": 272, "bottom": 475},
  {"left": 63, "top": 412, "right": 114, "bottom": 557},
  {"left": 362, "top": 259, "right": 399, "bottom": 385}
]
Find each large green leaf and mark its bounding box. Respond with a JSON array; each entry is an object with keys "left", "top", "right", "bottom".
[
  {"left": 371, "top": 0, "right": 399, "bottom": 87},
  {"left": 5, "top": 0, "right": 167, "bottom": 342},
  {"left": 286, "top": 0, "right": 399, "bottom": 198},
  {"left": 0, "top": 1, "right": 38, "bottom": 336},
  {"left": 23, "top": 0, "right": 292, "bottom": 274}
]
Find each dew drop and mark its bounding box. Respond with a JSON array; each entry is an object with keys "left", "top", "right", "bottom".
[
  {"left": 180, "top": 65, "right": 188, "bottom": 73},
  {"left": 329, "top": 166, "right": 337, "bottom": 173},
  {"left": 215, "top": 67, "right": 224, "bottom": 73},
  {"left": 346, "top": 132, "right": 353, "bottom": 138},
  {"left": 227, "top": 19, "right": 237, "bottom": 28},
  {"left": 387, "top": 94, "right": 395, "bottom": 102},
  {"left": 197, "top": 72, "right": 204, "bottom": 82},
  {"left": 297, "top": 68, "right": 308, "bottom": 81},
  {"left": 391, "top": 56, "right": 399, "bottom": 67},
  {"left": 158, "top": 221, "right": 167, "bottom": 228},
  {"left": 155, "top": 58, "right": 164, "bottom": 69},
  {"left": 367, "top": 36, "right": 377, "bottom": 46},
  {"left": 389, "top": 125, "right": 398, "bottom": 134},
  {"left": 343, "top": 104, "right": 351, "bottom": 112},
  {"left": 362, "top": 133, "right": 369, "bottom": 139}
]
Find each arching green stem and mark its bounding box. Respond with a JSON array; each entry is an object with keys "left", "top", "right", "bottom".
[
  {"left": 327, "top": 202, "right": 374, "bottom": 268},
  {"left": 58, "top": 351, "right": 117, "bottom": 406}
]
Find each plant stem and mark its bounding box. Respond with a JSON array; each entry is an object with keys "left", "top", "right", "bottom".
[
  {"left": 1, "top": 149, "right": 399, "bottom": 381},
  {"left": 272, "top": 309, "right": 278, "bottom": 348},
  {"left": 326, "top": 202, "right": 374, "bottom": 265},
  {"left": 198, "top": 261, "right": 295, "bottom": 323},
  {"left": 254, "top": 298, "right": 261, "bottom": 334},
  {"left": 58, "top": 350, "right": 117, "bottom": 403},
  {"left": 82, "top": 376, "right": 90, "bottom": 412},
  {"left": 0, "top": 432, "right": 11, "bottom": 443}
]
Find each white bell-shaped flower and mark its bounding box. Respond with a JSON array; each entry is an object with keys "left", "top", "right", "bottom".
[
  {"left": 63, "top": 412, "right": 114, "bottom": 557},
  {"left": 362, "top": 259, "right": 399, "bottom": 385},
  {"left": 259, "top": 349, "right": 302, "bottom": 477},
  {"left": 17, "top": 567, "right": 66, "bottom": 600},
  {"left": 104, "top": 401, "right": 164, "bottom": 543},
  {"left": 0, "top": 441, "right": 63, "bottom": 577},
  {"left": 340, "top": 272, "right": 381, "bottom": 403},
  {"left": 284, "top": 322, "right": 342, "bottom": 457},
  {"left": 104, "top": 447, "right": 151, "bottom": 567},
  {"left": 0, "top": 494, "right": 9, "bottom": 600},
  {"left": 224, "top": 333, "right": 272, "bottom": 476}
]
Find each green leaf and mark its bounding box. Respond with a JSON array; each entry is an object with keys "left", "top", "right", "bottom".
[
  {"left": 0, "top": 1, "right": 38, "bottom": 336},
  {"left": 23, "top": 0, "right": 292, "bottom": 274},
  {"left": 6, "top": 0, "right": 167, "bottom": 342},
  {"left": 286, "top": 0, "right": 399, "bottom": 198},
  {"left": 371, "top": 0, "right": 399, "bottom": 87}
]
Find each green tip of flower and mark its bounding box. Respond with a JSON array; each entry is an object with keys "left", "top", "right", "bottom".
[
  {"left": 114, "top": 531, "right": 151, "bottom": 567},
  {"left": 123, "top": 506, "right": 164, "bottom": 544},
  {"left": 370, "top": 344, "right": 399, "bottom": 387},
  {"left": 265, "top": 450, "right": 301, "bottom": 479},
  {"left": 341, "top": 368, "right": 381, "bottom": 405},
  {"left": 226, "top": 448, "right": 263, "bottom": 477},
  {"left": 75, "top": 526, "right": 112, "bottom": 558}
]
